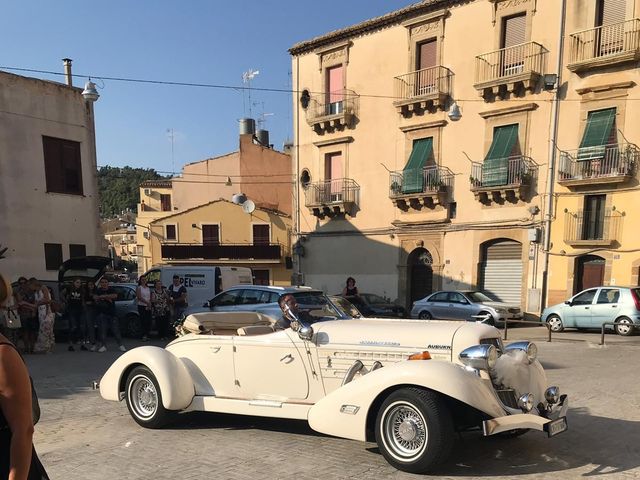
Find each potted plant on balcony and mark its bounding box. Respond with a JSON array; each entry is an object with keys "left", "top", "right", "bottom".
[{"left": 390, "top": 181, "right": 402, "bottom": 195}]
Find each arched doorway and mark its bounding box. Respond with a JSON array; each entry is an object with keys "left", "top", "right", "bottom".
[
  {"left": 408, "top": 248, "right": 433, "bottom": 303},
  {"left": 574, "top": 255, "right": 605, "bottom": 293},
  {"left": 479, "top": 239, "right": 523, "bottom": 305}
]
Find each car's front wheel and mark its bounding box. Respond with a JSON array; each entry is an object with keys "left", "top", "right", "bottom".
[
  {"left": 375, "top": 388, "right": 453, "bottom": 474},
  {"left": 124, "top": 313, "right": 142, "bottom": 338},
  {"left": 547, "top": 314, "right": 564, "bottom": 332},
  {"left": 614, "top": 316, "right": 635, "bottom": 336},
  {"left": 418, "top": 311, "right": 432, "bottom": 320},
  {"left": 125, "top": 366, "right": 173, "bottom": 428}
]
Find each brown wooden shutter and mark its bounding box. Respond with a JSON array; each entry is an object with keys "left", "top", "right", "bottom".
[
  {"left": 202, "top": 225, "right": 220, "bottom": 246},
  {"left": 502, "top": 13, "right": 527, "bottom": 48},
  {"left": 69, "top": 244, "right": 86, "bottom": 258},
  {"left": 252, "top": 225, "right": 270, "bottom": 245},
  {"left": 165, "top": 225, "right": 176, "bottom": 241},
  {"left": 417, "top": 39, "right": 437, "bottom": 69},
  {"left": 42, "top": 136, "right": 63, "bottom": 193},
  {"left": 62, "top": 141, "right": 83, "bottom": 195},
  {"left": 160, "top": 194, "right": 172, "bottom": 212}
]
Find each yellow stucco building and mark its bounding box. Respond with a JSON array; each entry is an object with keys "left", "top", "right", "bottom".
[{"left": 290, "top": 0, "right": 640, "bottom": 312}]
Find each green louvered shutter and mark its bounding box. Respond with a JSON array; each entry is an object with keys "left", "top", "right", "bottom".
[
  {"left": 402, "top": 138, "right": 433, "bottom": 193},
  {"left": 483, "top": 124, "right": 519, "bottom": 186},
  {"left": 577, "top": 108, "right": 616, "bottom": 161}
]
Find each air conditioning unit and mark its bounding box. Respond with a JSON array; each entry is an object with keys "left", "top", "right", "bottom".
[
  {"left": 143, "top": 231, "right": 150, "bottom": 240},
  {"left": 144, "top": 188, "right": 152, "bottom": 196}
]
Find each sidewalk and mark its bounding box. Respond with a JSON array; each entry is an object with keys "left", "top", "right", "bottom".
[{"left": 503, "top": 324, "right": 640, "bottom": 346}]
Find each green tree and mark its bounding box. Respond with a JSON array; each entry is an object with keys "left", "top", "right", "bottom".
[{"left": 97, "top": 166, "right": 167, "bottom": 217}]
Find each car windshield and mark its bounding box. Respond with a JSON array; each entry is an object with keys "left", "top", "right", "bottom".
[
  {"left": 465, "top": 291, "right": 495, "bottom": 303},
  {"left": 361, "top": 293, "right": 387, "bottom": 304},
  {"left": 329, "top": 296, "right": 362, "bottom": 318},
  {"left": 291, "top": 292, "right": 350, "bottom": 322}
]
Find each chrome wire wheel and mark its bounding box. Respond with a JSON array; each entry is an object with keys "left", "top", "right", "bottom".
[
  {"left": 128, "top": 374, "right": 158, "bottom": 420},
  {"left": 380, "top": 401, "right": 428, "bottom": 461}
]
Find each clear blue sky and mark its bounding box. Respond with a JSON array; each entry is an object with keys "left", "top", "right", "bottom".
[{"left": 1, "top": 0, "right": 416, "bottom": 175}]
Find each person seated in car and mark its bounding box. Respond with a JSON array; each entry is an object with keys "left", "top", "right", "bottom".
[{"left": 277, "top": 294, "right": 314, "bottom": 330}]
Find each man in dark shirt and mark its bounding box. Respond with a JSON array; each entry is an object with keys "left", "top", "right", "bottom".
[
  {"left": 168, "top": 275, "right": 188, "bottom": 325},
  {"left": 93, "top": 278, "right": 125, "bottom": 353},
  {"left": 62, "top": 278, "right": 85, "bottom": 351}
]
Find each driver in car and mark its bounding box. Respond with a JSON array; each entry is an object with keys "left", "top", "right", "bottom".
[{"left": 277, "top": 294, "right": 313, "bottom": 330}]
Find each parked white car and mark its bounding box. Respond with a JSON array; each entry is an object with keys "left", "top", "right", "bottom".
[{"left": 99, "top": 300, "right": 567, "bottom": 474}]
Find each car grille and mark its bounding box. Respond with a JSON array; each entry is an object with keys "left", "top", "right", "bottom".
[
  {"left": 495, "top": 388, "right": 519, "bottom": 409},
  {"left": 508, "top": 308, "right": 521, "bottom": 314}
]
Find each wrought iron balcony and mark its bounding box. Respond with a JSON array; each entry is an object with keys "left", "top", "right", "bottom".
[
  {"left": 470, "top": 156, "right": 537, "bottom": 203},
  {"left": 306, "top": 89, "right": 359, "bottom": 134},
  {"left": 568, "top": 19, "right": 640, "bottom": 72},
  {"left": 474, "top": 42, "right": 546, "bottom": 98},
  {"left": 564, "top": 209, "right": 621, "bottom": 247},
  {"left": 393, "top": 66, "right": 452, "bottom": 116},
  {"left": 304, "top": 178, "right": 359, "bottom": 217},
  {"left": 160, "top": 243, "right": 282, "bottom": 261},
  {"left": 558, "top": 142, "right": 639, "bottom": 187},
  {"left": 389, "top": 166, "right": 453, "bottom": 210}
]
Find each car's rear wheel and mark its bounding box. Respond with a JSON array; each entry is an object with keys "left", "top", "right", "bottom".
[
  {"left": 125, "top": 366, "right": 173, "bottom": 428},
  {"left": 418, "top": 311, "right": 432, "bottom": 320},
  {"left": 124, "top": 313, "right": 142, "bottom": 338},
  {"left": 375, "top": 388, "right": 453, "bottom": 474},
  {"left": 614, "top": 316, "right": 635, "bottom": 336},
  {"left": 547, "top": 315, "right": 564, "bottom": 332}
]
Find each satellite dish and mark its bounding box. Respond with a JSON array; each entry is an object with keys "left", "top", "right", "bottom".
[
  {"left": 242, "top": 199, "right": 256, "bottom": 214},
  {"left": 232, "top": 193, "right": 247, "bottom": 205}
]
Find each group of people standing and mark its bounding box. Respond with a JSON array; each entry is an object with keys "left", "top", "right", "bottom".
[
  {"left": 0, "top": 277, "right": 56, "bottom": 355},
  {"left": 135, "top": 274, "right": 187, "bottom": 342}
]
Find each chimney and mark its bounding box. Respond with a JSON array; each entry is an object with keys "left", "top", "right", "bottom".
[{"left": 62, "top": 58, "right": 73, "bottom": 86}]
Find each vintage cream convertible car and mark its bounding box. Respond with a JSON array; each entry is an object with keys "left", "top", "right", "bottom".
[{"left": 99, "top": 298, "right": 568, "bottom": 474}]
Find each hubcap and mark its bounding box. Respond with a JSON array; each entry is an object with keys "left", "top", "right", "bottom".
[
  {"left": 548, "top": 317, "right": 562, "bottom": 331},
  {"left": 617, "top": 320, "right": 631, "bottom": 334},
  {"left": 382, "top": 402, "right": 427, "bottom": 459},
  {"left": 129, "top": 375, "right": 158, "bottom": 419}
]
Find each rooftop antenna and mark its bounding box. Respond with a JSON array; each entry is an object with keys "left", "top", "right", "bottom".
[
  {"left": 242, "top": 69, "right": 260, "bottom": 118},
  {"left": 255, "top": 102, "right": 274, "bottom": 129},
  {"left": 166, "top": 128, "right": 175, "bottom": 174}
]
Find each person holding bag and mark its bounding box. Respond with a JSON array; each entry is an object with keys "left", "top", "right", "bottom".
[{"left": 0, "top": 273, "right": 50, "bottom": 480}]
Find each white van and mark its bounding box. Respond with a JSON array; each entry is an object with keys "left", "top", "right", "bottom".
[{"left": 143, "top": 266, "right": 253, "bottom": 308}]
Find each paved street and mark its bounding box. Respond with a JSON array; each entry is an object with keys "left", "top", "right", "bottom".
[{"left": 26, "top": 328, "right": 640, "bottom": 479}]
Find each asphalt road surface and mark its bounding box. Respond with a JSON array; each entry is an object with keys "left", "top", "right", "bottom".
[{"left": 25, "top": 329, "right": 640, "bottom": 479}]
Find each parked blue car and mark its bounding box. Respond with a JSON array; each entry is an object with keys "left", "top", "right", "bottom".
[{"left": 541, "top": 286, "right": 640, "bottom": 336}]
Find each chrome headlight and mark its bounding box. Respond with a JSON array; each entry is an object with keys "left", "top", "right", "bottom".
[
  {"left": 504, "top": 341, "right": 538, "bottom": 363},
  {"left": 518, "top": 393, "right": 535, "bottom": 412},
  {"left": 495, "top": 308, "right": 507, "bottom": 314},
  {"left": 459, "top": 344, "right": 498, "bottom": 371},
  {"left": 545, "top": 386, "right": 560, "bottom": 404}
]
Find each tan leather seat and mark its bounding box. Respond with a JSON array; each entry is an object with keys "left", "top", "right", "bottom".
[
  {"left": 182, "top": 311, "right": 276, "bottom": 335},
  {"left": 237, "top": 325, "right": 275, "bottom": 336}
]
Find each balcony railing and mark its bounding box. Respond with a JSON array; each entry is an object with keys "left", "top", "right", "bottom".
[
  {"left": 558, "top": 142, "right": 639, "bottom": 186},
  {"left": 474, "top": 42, "right": 546, "bottom": 96},
  {"left": 568, "top": 19, "right": 640, "bottom": 71},
  {"left": 564, "top": 209, "right": 621, "bottom": 246},
  {"left": 160, "top": 243, "right": 282, "bottom": 261},
  {"left": 470, "top": 156, "right": 537, "bottom": 202},
  {"left": 305, "top": 178, "right": 359, "bottom": 216},
  {"left": 306, "top": 89, "right": 359, "bottom": 133},
  {"left": 393, "top": 66, "right": 452, "bottom": 115}
]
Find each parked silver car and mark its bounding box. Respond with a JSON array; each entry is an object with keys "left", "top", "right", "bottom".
[
  {"left": 410, "top": 290, "right": 522, "bottom": 326},
  {"left": 541, "top": 286, "right": 640, "bottom": 336}
]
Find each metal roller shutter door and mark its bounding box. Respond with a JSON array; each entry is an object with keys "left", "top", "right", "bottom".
[
  {"left": 602, "top": 0, "right": 626, "bottom": 25},
  {"left": 481, "top": 241, "right": 523, "bottom": 306}
]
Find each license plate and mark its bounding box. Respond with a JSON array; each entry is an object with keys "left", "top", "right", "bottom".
[{"left": 545, "top": 417, "right": 568, "bottom": 437}]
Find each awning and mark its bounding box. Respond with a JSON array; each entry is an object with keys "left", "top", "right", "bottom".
[
  {"left": 578, "top": 108, "right": 616, "bottom": 161},
  {"left": 483, "top": 124, "right": 519, "bottom": 186},
  {"left": 402, "top": 137, "right": 433, "bottom": 193}
]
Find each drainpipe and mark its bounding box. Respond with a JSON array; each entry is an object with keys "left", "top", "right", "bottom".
[
  {"left": 294, "top": 56, "right": 302, "bottom": 283},
  {"left": 63, "top": 58, "right": 73, "bottom": 86},
  {"left": 540, "top": 0, "right": 567, "bottom": 314}
]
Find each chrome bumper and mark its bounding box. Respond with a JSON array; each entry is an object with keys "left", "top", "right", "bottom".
[{"left": 483, "top": 394, "right": 569, "bottom": 436}]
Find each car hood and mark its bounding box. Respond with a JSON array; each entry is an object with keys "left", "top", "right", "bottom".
[
  {"left": 313, "top": 318, "right": 501, "bottom": 362},
  {"left": 58, "top": 256, "right": 111, "bottom": 283}
]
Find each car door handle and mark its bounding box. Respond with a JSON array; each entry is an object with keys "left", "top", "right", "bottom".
[
  {"left": 612, "top": 305, "right": 618, "bottom": 307},
  {"left": 210, "top": 347, "right": 221, "bottom": 353},
  {"left": 584, "top": 307, "right": 590, "bottom": 310},
  {"left": 280, "top": 354, "right": 293, "bottom": 363}
]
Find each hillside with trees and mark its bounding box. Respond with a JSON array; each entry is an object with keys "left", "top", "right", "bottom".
[{"left": 97, "top": 166, "right": 167, "bottom": 217}]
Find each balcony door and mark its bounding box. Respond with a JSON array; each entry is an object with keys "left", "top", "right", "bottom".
[
  {"left": 596, "top": 0, "right": 626, "bottom": 56},
  {"left": 326, "top": 65, "right": 344, "bottom": 115},
  {"left": 252, "top": 224, "right": 270, "bottom": 245},
  {"left": 324, "top": 152, "right": 343, "bottom": 201},
  {"left": 202, "top": 224, "right": 220, "bottom": 246},
  {"left": 416, "top": 39, "right": 437, "bottom": 95},
  {"left": 582, "top": 195, "right": 606, "bottom": 240},
  {"left": 501, "top": 13, "right": 526, "bottom": 76}
]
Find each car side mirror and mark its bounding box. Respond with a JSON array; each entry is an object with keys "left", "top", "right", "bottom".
[
  {"left": 298, "top": 325, "right": 314, "bottom": 341},
  {"left": 564, "top": 300, "right": 572, "bottom": 306}
]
